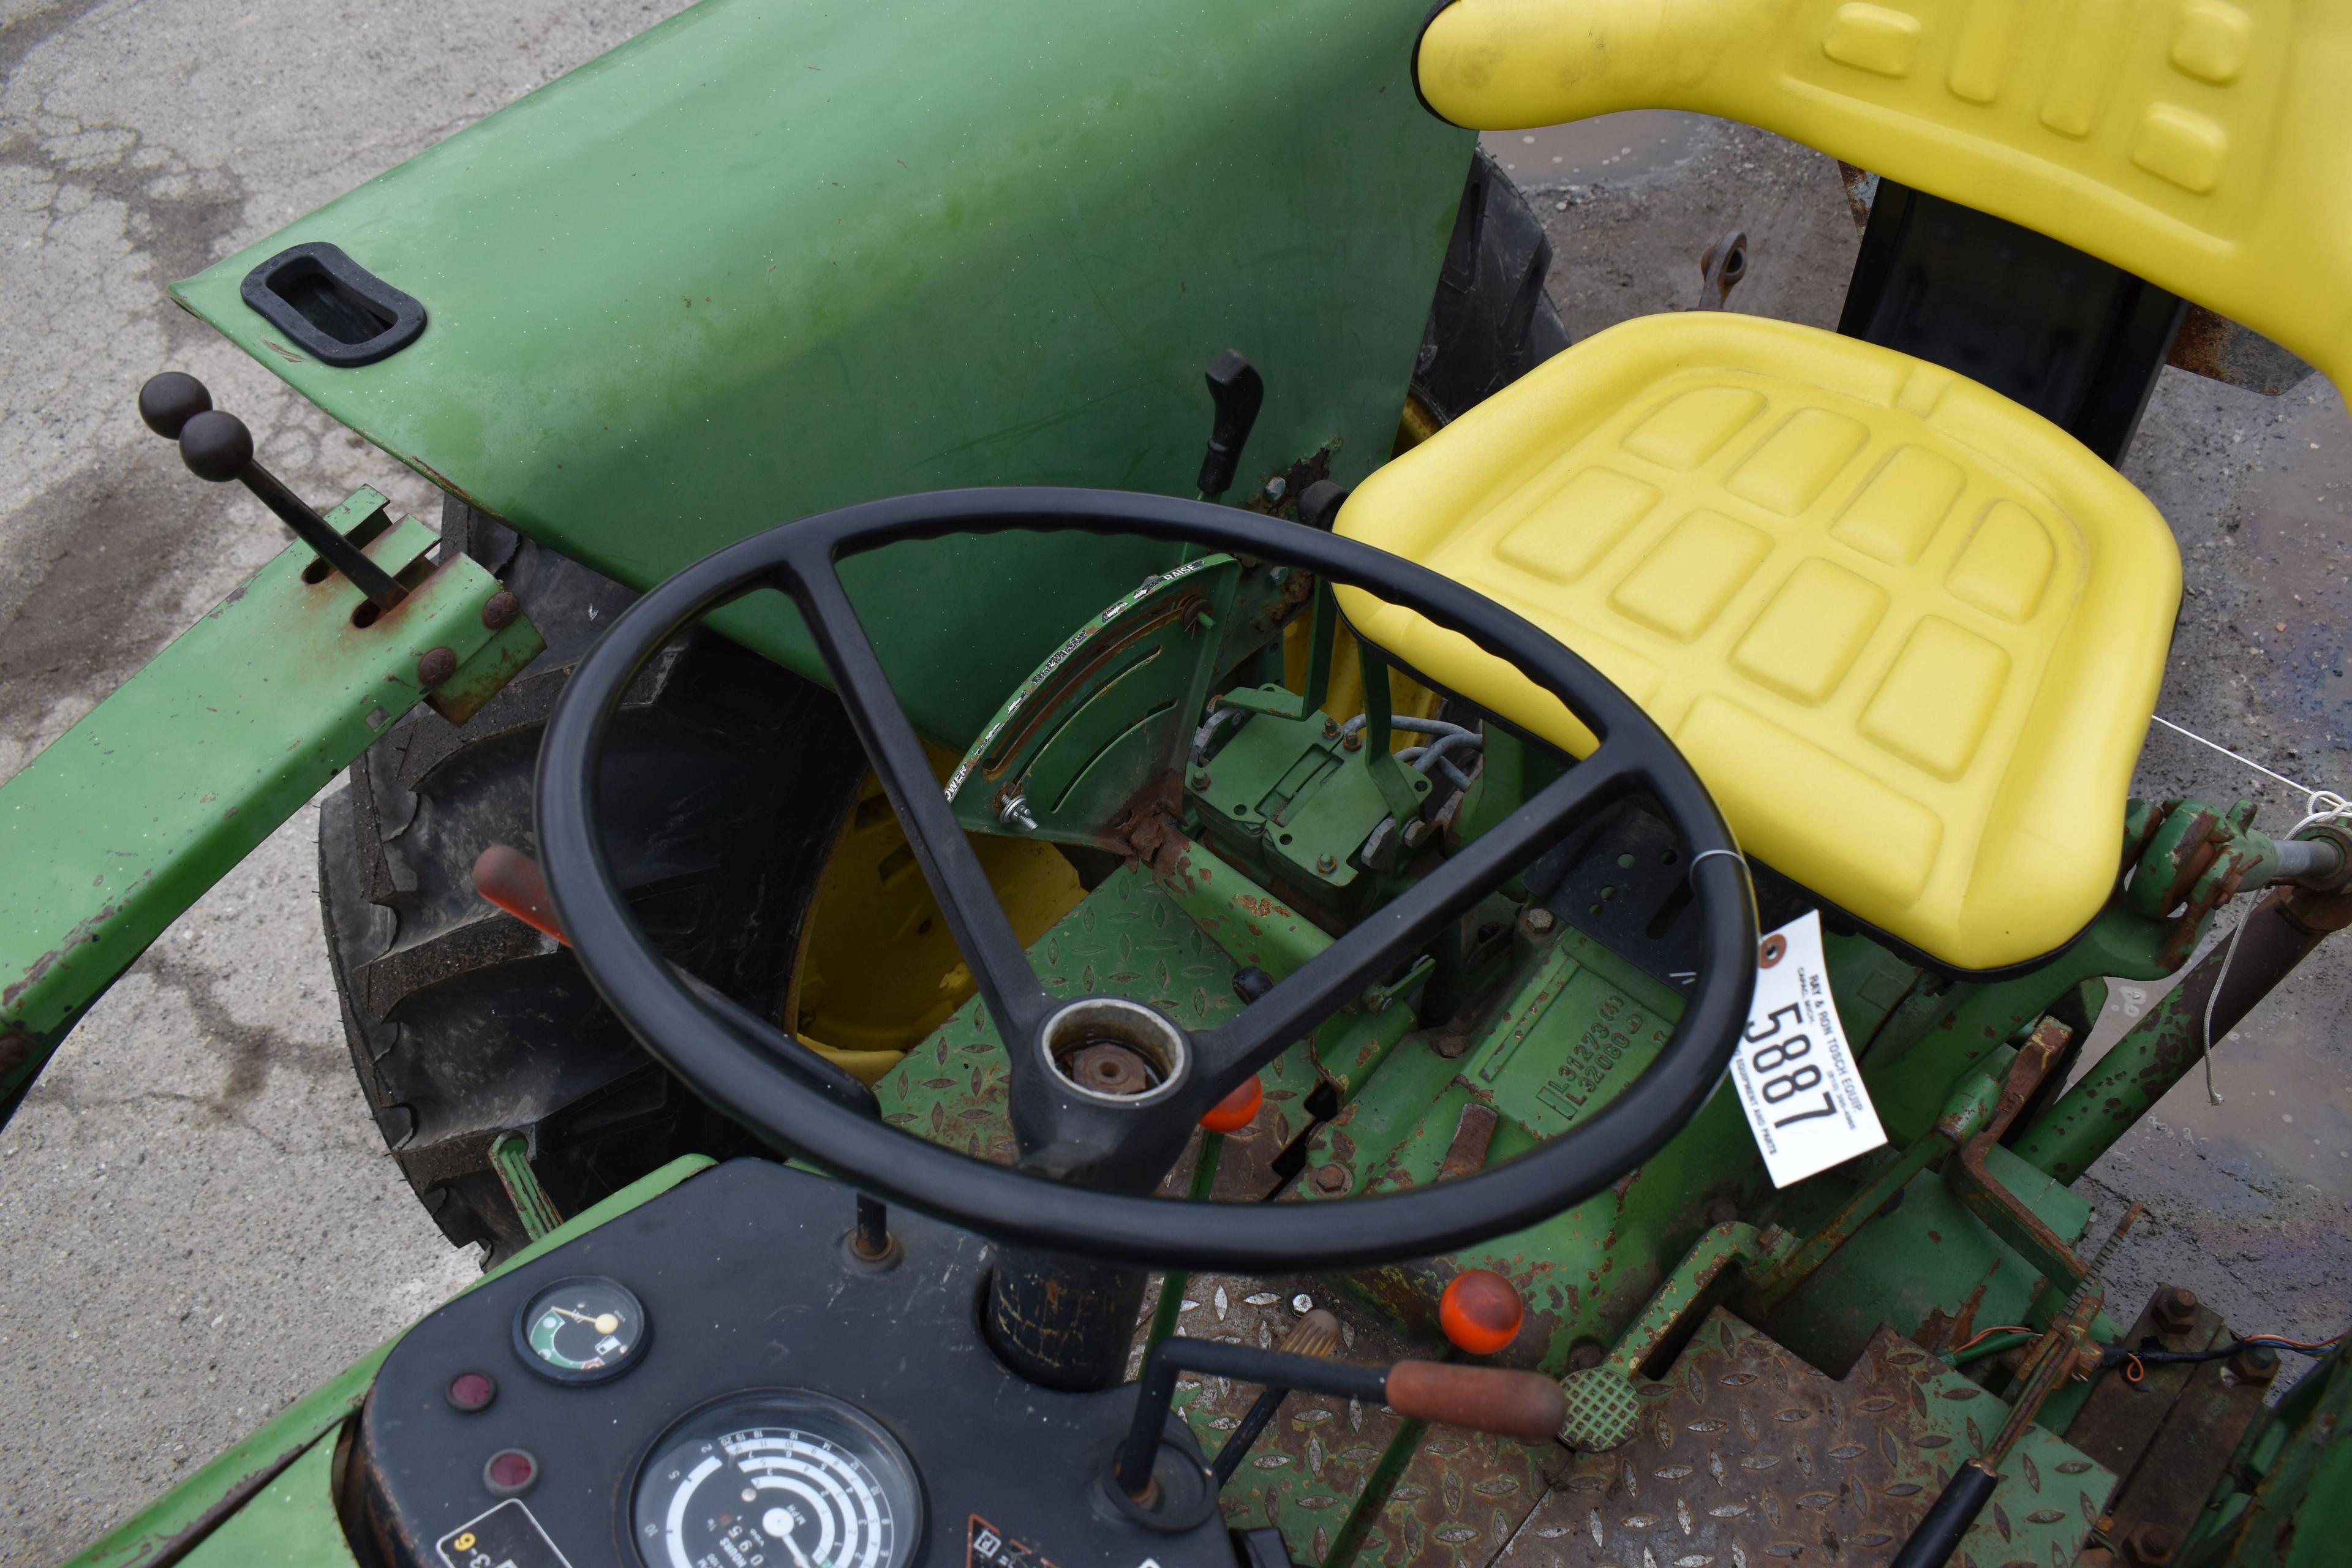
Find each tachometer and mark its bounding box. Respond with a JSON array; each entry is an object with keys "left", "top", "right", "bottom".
[{"left": 631, "top": 1392, "right": 921, "bottom": 1568}]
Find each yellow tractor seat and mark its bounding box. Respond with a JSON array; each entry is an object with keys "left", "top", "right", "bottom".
[{"left": 1335, "top": 313, "right": 2181, "bottom": 972}]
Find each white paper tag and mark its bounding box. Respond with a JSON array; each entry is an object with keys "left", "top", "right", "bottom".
[{"left": 1730, "top": 911, "right": 1886, "bottom": 1187}]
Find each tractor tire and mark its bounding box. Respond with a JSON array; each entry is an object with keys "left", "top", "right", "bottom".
[
  {"left": 318, "top": 502, "right": 865, "bottom": 1260},
  {"left": 1409, "top": 148, "right": 1571, "bottom": 427}
]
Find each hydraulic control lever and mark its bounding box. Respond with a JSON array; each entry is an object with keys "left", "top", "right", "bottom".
[
  {"left": 1116, "top": 1335, "right": 1564, "bottom": 1501},
  {"left": 1194, "top": 350, "right": 1265, "bottom": 500},
  {"left": 137, "top": 371, "right": 407, "bottom": 610}
]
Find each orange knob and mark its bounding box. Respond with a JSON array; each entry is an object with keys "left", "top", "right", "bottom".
[
  {"left": 1200, "top": 1076, "right": 1263, "bottom": 1133},
  {"left": 1439, "top": 1268, "right": 1524, "bottom": 1356}
]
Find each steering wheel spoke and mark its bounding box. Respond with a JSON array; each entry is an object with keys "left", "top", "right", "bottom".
[
  {"left": 783, "top": 542, "right": 1059, "bottom": 1061},
  {"left": 1187, "top": 746, "right": 1642, "bottom": 1091}
]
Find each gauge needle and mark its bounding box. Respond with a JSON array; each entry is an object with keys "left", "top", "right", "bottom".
[
  {"left": 775, "top": 1529, "right": 814, "bottom": 1568},
  {"left": 548, "top": 1306, "right": 597, "bottom": 1324}
]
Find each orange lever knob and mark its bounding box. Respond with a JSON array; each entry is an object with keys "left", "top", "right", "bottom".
[
  {"left": 1200, "top": 1075, "right": 1263, "bottom": 1133},
  {"left": 473, "top": 844, "right": 567, "bottom": 945},
  {"left": 1439, "top": 1268, "right": 1524, "bottom": 1355}
]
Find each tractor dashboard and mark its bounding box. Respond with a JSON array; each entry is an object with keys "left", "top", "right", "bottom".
[{"left": 352, "top": 1158, "right": 1246, "bottom": 1568}]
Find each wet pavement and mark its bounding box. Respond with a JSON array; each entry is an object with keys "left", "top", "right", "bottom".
[{"left": 0, "top": 13, "right": 2345, "bottom": 1560}]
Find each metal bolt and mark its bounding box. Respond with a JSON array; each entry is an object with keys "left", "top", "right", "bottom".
[
  {"left": 2120, "top": 1521, "right": 2178, "bottom": 1567},
  {"left": 1521, "top": 907, "right": 1556, "bottom": 936},
  {"left": 2152, "top": 1285, "right": 2199, "bottom": 1336},
  {"left": 1189, "top": 769, "right": 1212, "bottom": 791},
  {"left": 481, "top": 590, "right": 521, "bottom": 630},
  {"left": 1340, "top": 732, "right": 1362, "bottom": 752},
  {"left": 1263, "top": 475, "right": 1287, "bottom": 502},
  {"left": 1314, "top": 853, "right": 1338, "bottom": 875},
  {"left": 1322, "top": 718, "right": 1340, "bottom": 739},
  {"left": 417, "top": 646, "right": 458, "bottom": 688},
  {"left": 0, "top": 1033, "right": 32, "bottom": 1076},
  {"left": 2230, "top": 1342, "right": 2281, "bottom": 1384},
  {"left": 1433, "top": 1033, "right": 1471, "bottom": 1060},
  {"left": 1313, "top": 1164, "right": 1348, "bottom": 1194}
]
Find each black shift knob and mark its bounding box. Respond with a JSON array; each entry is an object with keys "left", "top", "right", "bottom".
[
  {"left": 178, "top": 409, "right": 254, "bottom": 482},
  {"left": 138, "top": 371, "right": 213, "bottom": 440}
]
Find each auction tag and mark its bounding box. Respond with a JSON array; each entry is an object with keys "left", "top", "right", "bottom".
[{"left": 1730, "top": 911, "right": 1885, "bottom": 1187}]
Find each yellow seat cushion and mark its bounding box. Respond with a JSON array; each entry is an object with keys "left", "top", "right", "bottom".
[
  {"left": 1335, "top": 314, "right": 2180, "bottom": 971},
  {"left": 1414, "top": 0, "right": 2352, "bottom": 403}
]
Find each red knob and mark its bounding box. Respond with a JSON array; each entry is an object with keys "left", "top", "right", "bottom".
[
  {"left": 1439, "top": 1268, "right": 1524, "bottom": 1356},
  {"left": 1200, "top": 1075, "right": 1263, "bottom": 1133}
]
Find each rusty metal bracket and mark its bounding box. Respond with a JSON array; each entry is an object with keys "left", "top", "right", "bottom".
[
  {"left": 1945, "top": 1019, "right": 2090, "bottom": 1298},
  {"left": 1695, "top": 230, "right": 1749, "bottom": 309},
  {"left": 0, "top": 489, "right": 541, "bottom": 1120},
  {"left": 1745, "top": 1063, "right": 2007, "bottom": 1313}
]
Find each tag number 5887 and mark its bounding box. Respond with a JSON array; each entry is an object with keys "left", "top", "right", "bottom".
[{"left": 1744, "top": 1005, "right": 1835, "bottom": 1126}]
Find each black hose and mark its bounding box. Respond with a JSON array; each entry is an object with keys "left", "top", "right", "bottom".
[{"left": 1889, "top": 1461, "right": 1999, "bottom": 1568}]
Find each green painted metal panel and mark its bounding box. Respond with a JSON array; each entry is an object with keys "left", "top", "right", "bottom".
[
  {"left": 170, "top": 0, "right": 1474, "bottom": 745},
  {"left": 173, "top": 1435, "right": 358, "bottom": 1568},
  {"left": 59, "top": 1155, "right": 715, "bottom": 1568},
  {"left": 0, "top": 494, "right": 538, "bottom": 1112}
]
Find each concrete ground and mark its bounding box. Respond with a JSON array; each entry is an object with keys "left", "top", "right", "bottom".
[{"left": 0, "top": 6, "right": 2345, "bottom": 1565}]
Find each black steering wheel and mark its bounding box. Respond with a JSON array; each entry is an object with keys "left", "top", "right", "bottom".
[{"left": 535, "top": 488, "right": 1755, "bottom": 1273}]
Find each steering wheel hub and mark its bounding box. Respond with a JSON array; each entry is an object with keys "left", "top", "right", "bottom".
[{"left": 1044, "top": 997, "right": 1189, "bottom": 1106}]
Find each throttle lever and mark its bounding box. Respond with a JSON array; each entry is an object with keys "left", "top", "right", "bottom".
[
  {"left": 1118, "top": 1335, "right": 1564, "bottom": 1504},
  {"left": 137, "top": 371, "right": 407, "bottom": 610}
]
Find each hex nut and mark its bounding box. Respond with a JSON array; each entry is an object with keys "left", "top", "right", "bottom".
[
  {"left": 2230, "top": 1342, "right": 2281, "bottom": 1384},
  {"left": 417, "top": 646, "right": 459, "bottom": 688},
  {"left": 1521, "top": 907, "right": 1557, "bottom": 935},
  {"left": 2120, "top": 1521, "right": 2178, "bottom": 1567},
  {"left": 2152, "top": 1285, "right": 2199, "bottom": 1336},
  {"left": 1313, "top": 1164, "right": 1349, "bottom": 1194},
  {"left": 1314, "top": 853, "right": 1338, "bottom": 875},
  {"left": 481, "top": 590, "right": 521, "bottom": 630},
  {"left": 1340, "top": 732, "right": 1363, "bottom": 752}
]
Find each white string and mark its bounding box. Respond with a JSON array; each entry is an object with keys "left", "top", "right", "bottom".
[
  {"left": 2146, "top": 713, "right": 2352, "bottom": 1104},
  {"left": 2201, "top": 912, "right": 2249, "bottom": 1107},
  {"left": 2147, "top": 714, "right": 2352, "bottom": 832}
]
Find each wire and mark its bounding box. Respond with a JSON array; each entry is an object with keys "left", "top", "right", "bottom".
[
  {"left": 2094, "top": 1331, "right": 2344, "bottom": 1374},
  {"left": 1950, "top": 1325, "right": 2035, "bottom": 1355}
]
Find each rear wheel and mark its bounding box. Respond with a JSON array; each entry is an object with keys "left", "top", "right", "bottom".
[
  {"left": 320, "top": 504, "right": 867, "bottom": 1258},
  {"left": 1404, "top": 147, "right": 1570, "bottom": 439}
]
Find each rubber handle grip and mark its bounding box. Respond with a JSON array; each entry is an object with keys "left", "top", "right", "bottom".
[
  {"left": 474, "top": 844, "right": 566, "bottom": 944},
  {"left": 1383, "top": 1360, "right": 1564, "bottom": 1443},
  {"left": 1890, "top": 1461, "right": 1999, "bottom": 1568}
]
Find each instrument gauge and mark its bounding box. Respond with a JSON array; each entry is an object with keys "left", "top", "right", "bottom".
[
  {"left": 632, "top": 1392, "right": 921, "bottom": 1568},
  {"left": 514, "top": 1276, "right": 648, "bottom": 1384}
]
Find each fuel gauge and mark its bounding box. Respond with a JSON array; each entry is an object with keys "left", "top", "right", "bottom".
[{"left": 514, "top": 1276, "right": 648, "bottom": 1384}]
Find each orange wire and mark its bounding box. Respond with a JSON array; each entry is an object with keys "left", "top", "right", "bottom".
[{"left": 1951, "top": 1324, "right": 2035, "bottom": 1354}]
